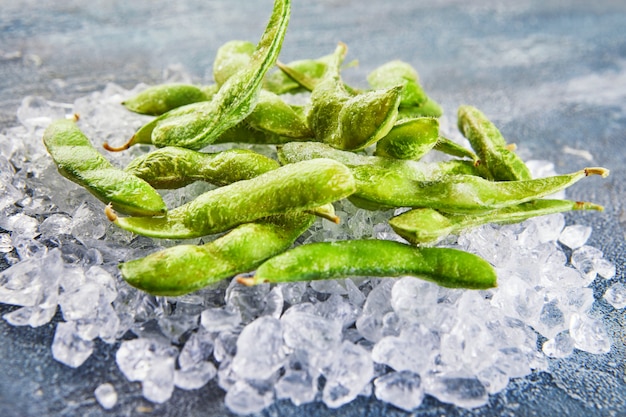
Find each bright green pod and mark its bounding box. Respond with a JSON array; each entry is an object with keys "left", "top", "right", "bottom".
[
  {"left": 116, "top": 0, "right": 290, "bottom": 152},
  {"left": 307, "top": 43, "right": 402, "bottom": 151},
  {"left": 367, "top": 60, "right": 428, "bottom": 108},
  {"left": 122, "top": 83, "right": 213, "bottom": 116},
  {"left": 244, "top": 90, "right": 312, "bottom": 138},
  {"left": 352, "top": 166, "right": 609, "bottom": 213},
  {"left": 239, "top": 240, "right": 497, "bottom": 290},
  {"left": 457, "top": 105, "right": 532, "bottom": 181},
  {"left": 43, "top": 119, "right": 167, "bottom": 217},
  {"left": 374, "top": 117, "right": 440, "bottom": 160},
  {"left": 120, "top": 212, "right": 315, "bottom": 296},
  {"left": 390, "top": 199, "right": 605, "bottom": 244},
  {"left": 212, "top": 40, "right": 256, "bottom": 86},
  {"left": 397, "top": 98, "right": 443, "bottom": 119},
  {"left": 107, "top": 158, "right": 356, "bottom": 239},
  {"left": 433, "top": 136, "right": 479, "bottom": 163},
  {"left": 124, "top": 147, "right": 280, "bottom": 189},
  {"left": 264, "top": 55, "right": 331, "bottom": 94}
]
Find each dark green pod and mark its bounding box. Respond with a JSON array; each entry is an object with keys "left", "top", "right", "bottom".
[
  {"left": 390, "top": 199, "right": 604, "bottom": 244},
  {"left": 120, "top": 212, "right": 314, "bottom": 296},
  {"left": 43, "top": 119, "right": 167, "bottom": 217},
  {"left": 124, "top": 147, "right": 280, "bottom": 189},
  {"left": 108, "top": 158, "right": 356, "bottom": 239},
  {"left": 241, "top": 240, "right": 497, "bottom": 290},
  {"left": 122, "top": 83, "right": 213, "bottom": 116}
]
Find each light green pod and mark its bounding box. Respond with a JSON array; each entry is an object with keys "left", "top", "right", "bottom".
[
  {"left": 122, "top": 83, "right": 214, "bottom": 116},
  {"left": 212, "top": 40, "right": 256, "bottom": 86},
  {"left": 43, "top": 119, "right": 167, "bottom": 217},
  {"left": 120, "top": 212, "right": 315, "bottom": 296},
  {"left": 307, "top": 43, "right": 402, "bottom": 151},
  {"left": 124, "top": 147, "right": 280, "bottom": 189},
  {"left": 107, "top": 158, "right": 356, "bottom": 239},
  {"left": 433, "top": 136, "right": 479, "bottom": 163},
  {"left": 367, "top": 60, "right": 427, "bottom": 108},
  {"left": 239, "top": 240, "right": 497, "bottom": 290},
  {"left": 263, "top": 55, "right": 332, "bottom": 94},
  {"left": 352, "top": 166, "right": 609, "bottom": 212},
  {"left": 374, "top": 117, "right": 440, "bottom": 160},
  {"left": 457, "top": 105, "right": 532, "bottom": 181},
  {"left": 244, "top": 90, "right": 312, "bottom": 138},
  {"left": 390, "top": 199, "right": 604, "bottom": 244},
  {"left": 397, "top": 98, "right": 443, "bottom": 118}
]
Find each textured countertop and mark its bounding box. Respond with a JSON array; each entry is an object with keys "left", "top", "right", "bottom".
[{"left": 1, "top": 1, "right": 625, "bottom": 416}]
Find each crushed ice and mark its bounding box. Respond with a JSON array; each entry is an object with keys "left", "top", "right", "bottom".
[{"left": 0, "top": 82, "right": 620, "bottom": 414}]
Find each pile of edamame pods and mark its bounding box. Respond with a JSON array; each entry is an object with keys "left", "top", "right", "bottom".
[{"left": 43, "top": 0, "right": 608, "bottom": 297}]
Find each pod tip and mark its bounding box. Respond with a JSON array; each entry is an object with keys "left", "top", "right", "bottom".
[
  {"left": 103, "top": 136, "right": 134, "bottom": 152},
  {"left": 584, "top": 167, "right": 610, "bottom": 178},
  {"left": 236, "top": 276, "right": 256, "bottom": 287},
  {"left": 105, "top": 203, "right": 118, "bottom": 222}
]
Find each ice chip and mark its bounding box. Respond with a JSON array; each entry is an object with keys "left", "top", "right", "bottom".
[
  {"left": 174, "top": 361, "right": 217, "bottom": 390},
  {"left": 477, "top": 366, "right": 509, "bottom": 395},
  {"left": 374, "top": 371, "right": 424, "bottom": 412},
  {"left": 142, "top": 356, "right": 175, "bottom": 403},
  {"left": 542, "top": 331, "right": 575, "bottom": 358},
  {"left": 0, "top": 233, "right": 13, "bottom": 253},
  {"left": 603, "top": 282, "right": 626, "bottom": 309},
  {"left": 3, "top": 305, "right": 57, "bottom": 327},
  {"left": 594, "top": 258, "right": 616, "bottom": 279},
  {"left": 558, "top": 225, "right": 592, "bottom": 249},
  {"left": 314, "top": 293, "right": 360, "bottom": 328},
  {"left": 70, "top": 202, "right": 108, "bottom": 243},
  {"left": 39, "top": 214, "right": 72, "bottom": 237},
  {"left": 200, "top": 305, "right": 241, "bottom": 333},
  {"left": 224, "top": 380, "right": 274, "bottom": 415},
  {"left": 322, "top": 341, "right": 373, "bottom": 408},
  {"left": 424, "top": 374, "right": 488, "bottom": 409},
  {"left": 178, "top": 327, "right": 215, "bottom": 370},
  {"left": 224, "top": 280, "right": 271, "bottom": 323},
  {"left": 570, "top": 245, "right": 603, "bottom": 284},
  {"left": 569, "top": 313, "right": 611, "bottom": 354},
  {"left": 213, "top": 330, "right": 240, "bottom": 363},
  {"left": 232, "top": 316, "right": 285, "bottom": 380},
  {"left": 115, "top": 338, "right": 178, "bottom": 382},
  {"left": 51, "top": 321, "right": 94, "bottom": 368},
  {"left": 391, "top": 277, "right": 439, "bottom": 323},
  {"left": 94, "top": 383, "right": 118, "bottom": 410},
  {"left": 275, "top": 369, "right": 317, "bottom": 406}
]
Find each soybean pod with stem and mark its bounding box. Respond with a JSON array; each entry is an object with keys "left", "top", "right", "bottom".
[
  {"left": 43, "top": 118, "right": 167, "bottom": 217},
  {"left": 122, "top": 83, "right": 217, "bottom": 116},
  {"left": 389, "top": 199, "right": 604, "bottom": 244},
  {"left": 238, "top": 240, "right": 497, "bottom": 290}
]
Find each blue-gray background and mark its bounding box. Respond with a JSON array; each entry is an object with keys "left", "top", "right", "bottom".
[{"left": 1, "top": 1, "right": 625, "bottom": 416}]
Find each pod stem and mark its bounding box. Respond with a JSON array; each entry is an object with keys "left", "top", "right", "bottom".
[
  {"left": 236, "top": 275, "right": 257, "bottom": 286},
  {"left": 574, "top": 201, "right": 604, "bottom": 211},
  {"left": 103, "top": 136, "right": 135, "bottom": 152},
  {"left": 584, "top": 167, "right": 610, "bottom": 177},
  {"left": 104, "top": 203, "right": 118, "bottom": 221}
]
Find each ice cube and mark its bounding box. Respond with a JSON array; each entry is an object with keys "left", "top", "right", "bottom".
[
  {"left": 322, "top": 341, "right": 373, "bottom": 408},
  {"left": 224, "top": 380, "right": 275, "bottom": 415},
  {"left": 603, "top": 282, "right": 626, "bottom": 309},
  {"left": 569, "top": 313, "right": 611, "bottom": 354},
  {"left": 542, "top": 331, "right": 575, "bottom": 358},
  {"left": 94, "top": 383, "right": 117, "bottom": 410},
  {"left": 275, "top": 369, "right": 317, "bottom": 406},
  {"left": 231, "top": 316, "right": 286, "bottom": 380},
  {"left": 571, "top": 245, "right": 603, "bottom": 284},
  {"left": 51, "top": 321, "right": 94, "bottom": 368},
  {"left": 424, "top": 374, "right": 488, "bottom": 409},
  {"left": 142, "top": 356, "right": 175, "bottom": 404},
  {"left": 374, "top": 370, "right": 424, "bottom": 412},
  {"left": 174, "top": 361, "right": 217, "bottom": 390},
  {"left": 558, "top": 225, "right": 592, "bottom": 249},
  {"left": 115, "top": 338, "right": 178, "bottom": 382}
]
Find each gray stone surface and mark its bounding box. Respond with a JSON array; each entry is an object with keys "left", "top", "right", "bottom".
[{"left": 1, "top": 0, "right": 625, "bottom": 415}]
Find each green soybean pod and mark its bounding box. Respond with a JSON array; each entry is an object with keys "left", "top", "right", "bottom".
[
  {"left": 397, "top": 98, "right": 443, "bottom": 118},
  {"left": 367, "top": 60, "right": 428, "bottom": 108},
  {"left": 457, "top": 105, "right": 532, "bottom": 181},
  {"left": 263, "top": 55, "right": 331, "bottom": 94},
  {"left": 351, "top": 166, "right": 609, "bottom": 212},
  {"left": 122, "top": 83, "right": 214, "bottom": 116},
  {"left": 238, "top": 240, "right": 497, "bottom": 290},
  {"left": 124, "top": 147, "right": 280, "bottom": 189},
  {"left": 43, "top": 119, "right": 167, "bottom": 217},
  {"left": 433, "top": 136, "right": 479, "bottom": 163},
  {"left": 106, "top": 158, "right": 356, "bottom": 239},
  {"left": 244, "top": 90, "right": 313, "bottom": 138},
  {"left": 120, "top": 212, "right": 315, "bottom": 296},
  {"left": 389, "top": 199, "right": 604, "bottom": 244},
  {"left": 307, "top": 42, "right": 402, "bottom": 151},
  {"left": 374, "top": 117, "right": 440, "bottom": 160},
  {"left": 212, "top": 40, "right": 256, "bottom": 86}
]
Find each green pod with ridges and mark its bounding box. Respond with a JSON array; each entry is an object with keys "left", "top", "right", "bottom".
[
  {"left": 43, "top": 119, "right": 167, "bottom": 217},
  {"left": 108, "top": 0, "right": 290, "bottom": 152},
  {"left": 107, "top": 158, "right": 356, "bottom": 239},
  {"left": 264, "top": 55, "right": 332, "bottom": 94},
  {"left": 352, "top": 166, "right": 609, "bottom": 213},
  {"left": 433, "top": 136, "right": 479, "bottom": 163},
  {"left": 120, "top": 212, "right": 315, "bottom": 296},
  {"left": 367, "top": 60, "right": 428, "bottom": 108},
  {"left": 307, "top": 43, "right": 402, "bottom": 151},
  {"left": 457, "top": 105, "right": 532, "bottom": 181},
  {"left": 122, "top": 83, "right": 213, "bottom": 116},
  {"left": 397, "top": 98, "right": 443, "bottom": 119},
  {"left": 239, "top": 240, "right": 497, "bottom": 290},
  {"left": 124, "top": 147, "right": 280, "bottom": 189},
  {"left": 390, "top": 199, "right": 605, "bottom": 244},
  {"left": 374, "top": 117, "right": 440, "bottom": 160},
  {"left": 212, "top": 40, "right": 256, "bottom": 86},
  {"left": 244, "top": 90, "right": 313, "bottom": 138}
]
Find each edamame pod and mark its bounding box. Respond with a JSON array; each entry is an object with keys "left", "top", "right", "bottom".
[
  {"left": 397, "top": 98, "right": 443, "bottom": 118},
  {"left": 264, "top": 55, "right": 331, "bottom": 94},
  {"left": 212, "top": 40, "right": 256, "bottom": 86},
  {"left": 124, "top": 147, "right": 280, "bottom": 189},
  {"left": 457, "top": 105, "right": 532, "bottom": 181},
  {"left": 43, "top": 119, "right": 167, "bottom": 217},
  {"left": 245, "top": 90, "right": 313, "bottom": 138},
  {"left": 390, "top": 199, "right": 604, "bottom": 244},
  {"left": 352, "top": 166, "right": 609, "bottom": 212},
  {"left": 433, "top": 136, "right": 479, "bottom": 163},
  {"left": 238, "top": 240, "right": 497, "bottom": 290},
  {"left": 122, "top": 83, "right": 214, "bottom": 116},
  {"left": 120, "top": 212, "right": 315, "bottom": 296},
  {"left": 307, "top": 43, "right": 402, "bottom": 150},
  {"left": 106, "top": 158, "right": 356, "bottom": 239},
  {"left": 367, "top": 60, "right": 428, "bottom": 108},
  {"left": 374, "top": 117, "right": 440, "bottom": 160}
]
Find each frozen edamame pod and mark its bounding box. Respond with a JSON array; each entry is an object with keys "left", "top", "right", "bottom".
[
  {"left": 367, "top": 60, "right": 428, "bottom": 108},
  {"left": 124, "top": 147, "right": 280, "bottom": 189},
  {"left": 238, "top": 240, "right": 497, "bottom": 290},
  {"left": 374, "top": 117, "right": 440, "bottom": 160},
  {"left": 389, "top": 199, "right": 604, "bottom": 244},
  {"left": 397, "top": 98, "right": 443, "bottom": 118},
  {"left": 43, "top": 119, "right": 167, "bottom": 217},
  {"left": 457, "top": 105, "right": 532, "bottom": 181},
  {"left": 106, "top": 158, "right": 355, "bottom": 239},
  {"left": 433, "top": 136, "right": 478, "bottom": 163},
  {"left": 120, "top": 212, "right": 315, "bottom": 296},
  {"left": 263, "top": 55, "right": 332, "bottom": 94},
  {"left": 122, "top": 83, "right": 215, "bottom": 116},
  {"left": 245, "top": 90, "right": 313, "bottom": 138},
  {"left": 212, "top": 40, "right": 256, "bottom": 86},
  {"left": 307, "top": 43, "right": 402, "bottom": 151},
  {"left": 352, "top": 166, "right": 609, "bottom": 212}
]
